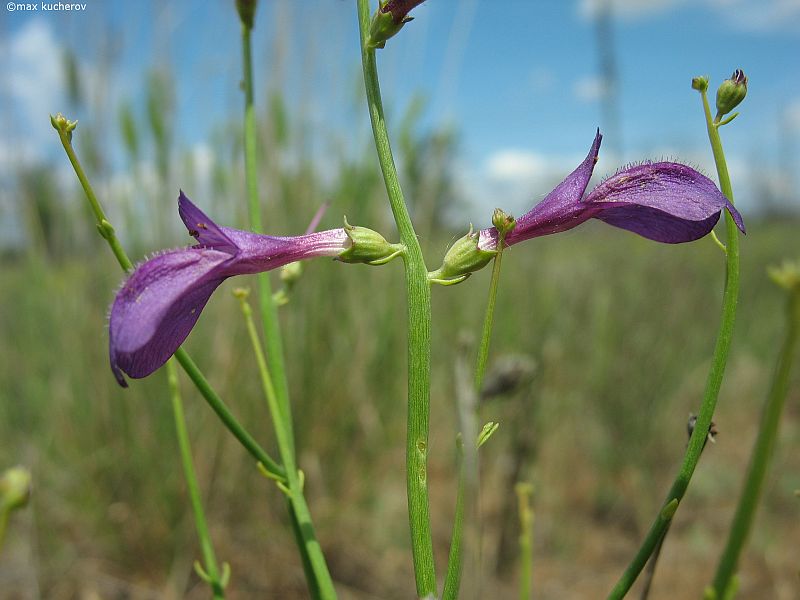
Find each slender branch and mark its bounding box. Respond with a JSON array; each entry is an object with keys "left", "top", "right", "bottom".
[
  {"left": 167, "top": 359, "right": 226, "bottom": 599},
  {"left": 240, "top": 22, "right": 295, "bottom": 456},
  {"left": 710, "top": 289, "right": 800, "bottom": 596},
  {"left": 475, "top": 247, "right": 506, "bottom": 392},
  {"left": 607, "top": 85, "right": 741, "bottom": 599},
  {"left": 356, "top": 1, "right": 436, "bottom": 595},
  {"left": 53, "top": 121, "right": 285, "bottom": 481},
  {"left": 236, "top": 290, "right": 336, "bottom": 599}
]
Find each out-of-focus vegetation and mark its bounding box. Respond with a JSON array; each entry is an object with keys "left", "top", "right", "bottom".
[{"left": 1, "top": 29, "right": 799, "bottom": 600}]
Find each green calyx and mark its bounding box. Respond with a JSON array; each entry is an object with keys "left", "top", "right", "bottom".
[
  {"left": 428, "top": 227, "right": 497, "bottom": 286},
  {"left": 715, "top": 69, "right": 747, "bottom": 122},
  {"left": 50, "top": 113, "right": 78, "bottom": 142},
  {"left": 337, "top": 218, "right": 405, "bottom": 266},
  {"left": 0, "top": 466, "right": 31, "bottom": 512},
  {"left": 236, "top": 0, "right": 257, "bottom": 30},
  {"left": 367, "top": 2, "right": 413, "bottom": 49}
]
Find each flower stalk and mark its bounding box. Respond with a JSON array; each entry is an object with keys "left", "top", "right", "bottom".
[
  {"left": 235, "top": 289, "right": 336, "bottom": 599},
  {"left": 167, "top": 359, "right": 227, "bottom": 599},
  {"left": 607, "top": 78, "right": 742, "bottom": 599},
  {"left": 709, "top": 267, "right": 800, "bottom": 598},
  {"left": 356, "top": 0, "right": 436, "bottom": 595}
]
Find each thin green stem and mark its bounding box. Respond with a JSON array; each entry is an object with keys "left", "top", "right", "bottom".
[
  {"left": 236, "top": 292, "right": 336, "bottom": 600},
  {"left": 167, "top": 359, "right": 225, "bottom": 599},
  {"left": 443, "top": 444, "right": 466, "bottom": 600},
  {"left": 516, "top": 483, "right": 534, "bottom": 600},
  {"left": 475, "top": 250, "right": 505, "bottom": 392},
  {"left": 711, "top": 290, "right": 800, "bottom": 596},
  {"left": 240, "top": 23, "right": 295, "bottom": 457},
  {"left": 356, "top": 1, "right": 436, "bottom": 595},
  {"left": 607, "top": 86, "right": 741, "bottom": 599},
  {"left": 53, "top": 123, "right": 285, "bottom": 482}
]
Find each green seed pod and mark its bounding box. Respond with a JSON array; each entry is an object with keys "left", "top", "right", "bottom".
[{"left": 716, "top": 69, "right": 747, "bottom": 118}]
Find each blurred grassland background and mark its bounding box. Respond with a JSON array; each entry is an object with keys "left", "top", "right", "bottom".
[{"left": 1, "top": 1, "right": 800, "bottom": 599}]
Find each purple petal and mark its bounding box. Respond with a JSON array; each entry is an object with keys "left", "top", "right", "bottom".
[
  {"left": 178, "top": 191, "right": 239, "bottom": 254},
  {"left": 584, "top": 162, "right": 746, "bottom": 243},
  {"left": 220, "top": 228, "right": 350, "bottom": 275},
  {"left": 109, "top": 248, "right": 231, "bottom": 386}
]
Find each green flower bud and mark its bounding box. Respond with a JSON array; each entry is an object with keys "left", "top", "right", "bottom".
[
  {"left": 491, "top": 208, "right": 516, "bottom": 242},
  {"left": 236, "top": 0, "right": 257, "bottom": 30},
  {"left": 50, "top": 112, "right": 78, "bottom": 141},
  {"left": 0, "top": 466, "right": 31, "bottom": 512},
  {"left": 716, "top": 69, "right": 747, "bottom": 119},
  {"left": 768, "top": 259, "right": 800, "bottom": 293},
  {"left": 691, "top": 76, "right": 709, "bottom": 92},
  {"left": 428, "top": 227, "right": 497, "bottom": 285},
  {"left": 367, "top": 0, "right": 424, "bottom": 49},
  {"left": 337, "top": 218, "right": 404, "bottom": 265},
  {"left": 280, "top": 261, "right": 303, "bottom": 285}
]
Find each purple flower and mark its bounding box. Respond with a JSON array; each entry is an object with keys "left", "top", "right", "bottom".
[
  {"left": 109, "top": 192, "right": 349, "bottom": 386},
  {"left": 477, "top": 130, "right": 745, "bottom": 251}
]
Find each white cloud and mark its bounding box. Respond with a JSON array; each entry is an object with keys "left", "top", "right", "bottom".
[
  {"left": 579, "top": 0, "right": 690, "bottom": 20},
  {"left": 574, "top": 75, "right": 609, "bottom": 102},
  {"left": 578, "top": 0, "right": 800, "bottom": 31},
  {"left": 486, "top": 150, "right": 551, "bottom": 182},
  {"left": 1, "top": 21, "right": 66, "bottom": 162}
]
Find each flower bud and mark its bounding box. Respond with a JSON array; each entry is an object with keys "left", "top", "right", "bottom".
[
  {"left": 691, "top": 76, "right": 709, "bottom": 92},
  {"left": 715, "top": 69, "right": 747, "bottom": 118},
  {"left": 337, "top": 218, "right": 404, "bottom": 265},
  {"left": 50, "top": 113, "right": 78, "bottom": 141},
  {"left": 367, "top": 0, "right": 424, "bottom": 49},
  {"left": 768, "top": 259, "right": 800, "bottom": 293},
  {"left": 428, "top": 227, "right": 497, "bottom": 285},
  {"left": 236, "top": 0, "right": 257, "bottom": 30},
  {"left": 491, "top": 208, "right": 516, "bottom": 241},
  {"left": 0, "top": 466, "right": 31, "bottom": 512}
]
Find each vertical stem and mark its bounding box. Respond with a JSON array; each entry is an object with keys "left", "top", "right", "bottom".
[
  {"left": 474, "top": 251, "right": 505, "bottom": 392},
  {"left": 240, "top": 23, "right": 295, "bottom": 455},
  {"left": 606, "top": 86, "right": 741, "bottom": 599},
  {"left": 237, "top": 293, "right": 336, "bottom": 599},
  {"left": 167, "top": 359, "right": 225, "bottom": 599},
  {"left": 516, "top": 483, "right": 534, "bottom": 600},
  {"left": 711, "top": 290, "right": 800, "bottom": 596},
  {"left": 442, "top": 445, "right": 466, "bottom": 600},
  {"left": 356, "top": 1, "right": 436, "bottom": 596}
]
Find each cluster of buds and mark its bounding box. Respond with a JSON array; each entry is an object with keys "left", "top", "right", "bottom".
[{"left": 692, "top": 69, "right": 748, "bottom": 125}]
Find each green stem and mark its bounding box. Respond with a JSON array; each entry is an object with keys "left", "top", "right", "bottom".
[
  {"left": 607, "top": 86, "right": 741, "bottom": 599},
  {"left": 54, "top": 124, "right": 285, "bottom": 482},
  {"left": 711, "top": 290, "right": 800, "bottom": 596},
  {"left": 442, "top": 445, "right": 466, "bottom": 600},
  {"left": 475, "top": 249, "right": 505, "bottom": 392},
  {"left": 356, "top": 1, "right": 436, "bottom": 595},
  {"left": 237, "top": 292, "right": 336, "bottom": 599},
  {"left": 240, "top": 23, "right": 295, "bottom": 457},
  {"left": 516, "top": 483, "right": 534, "bottom": 600},
  {"left": 167, "top": 359, "right": 225, "bottom": 599}
]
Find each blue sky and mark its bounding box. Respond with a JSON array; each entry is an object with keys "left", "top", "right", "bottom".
[{"left": 2, "top": 0, "right": 800, "bottom": 230}]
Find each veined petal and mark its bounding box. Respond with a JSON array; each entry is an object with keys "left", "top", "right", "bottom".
[
  {"left": 109, "top": 247, "right": 231, "bottom": 386},
  {"left": 221, "top": 228, "right": 350, "bottom": 275},
  {"left": 585, "top": 162, "right": 746, "bottom": 243}
]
